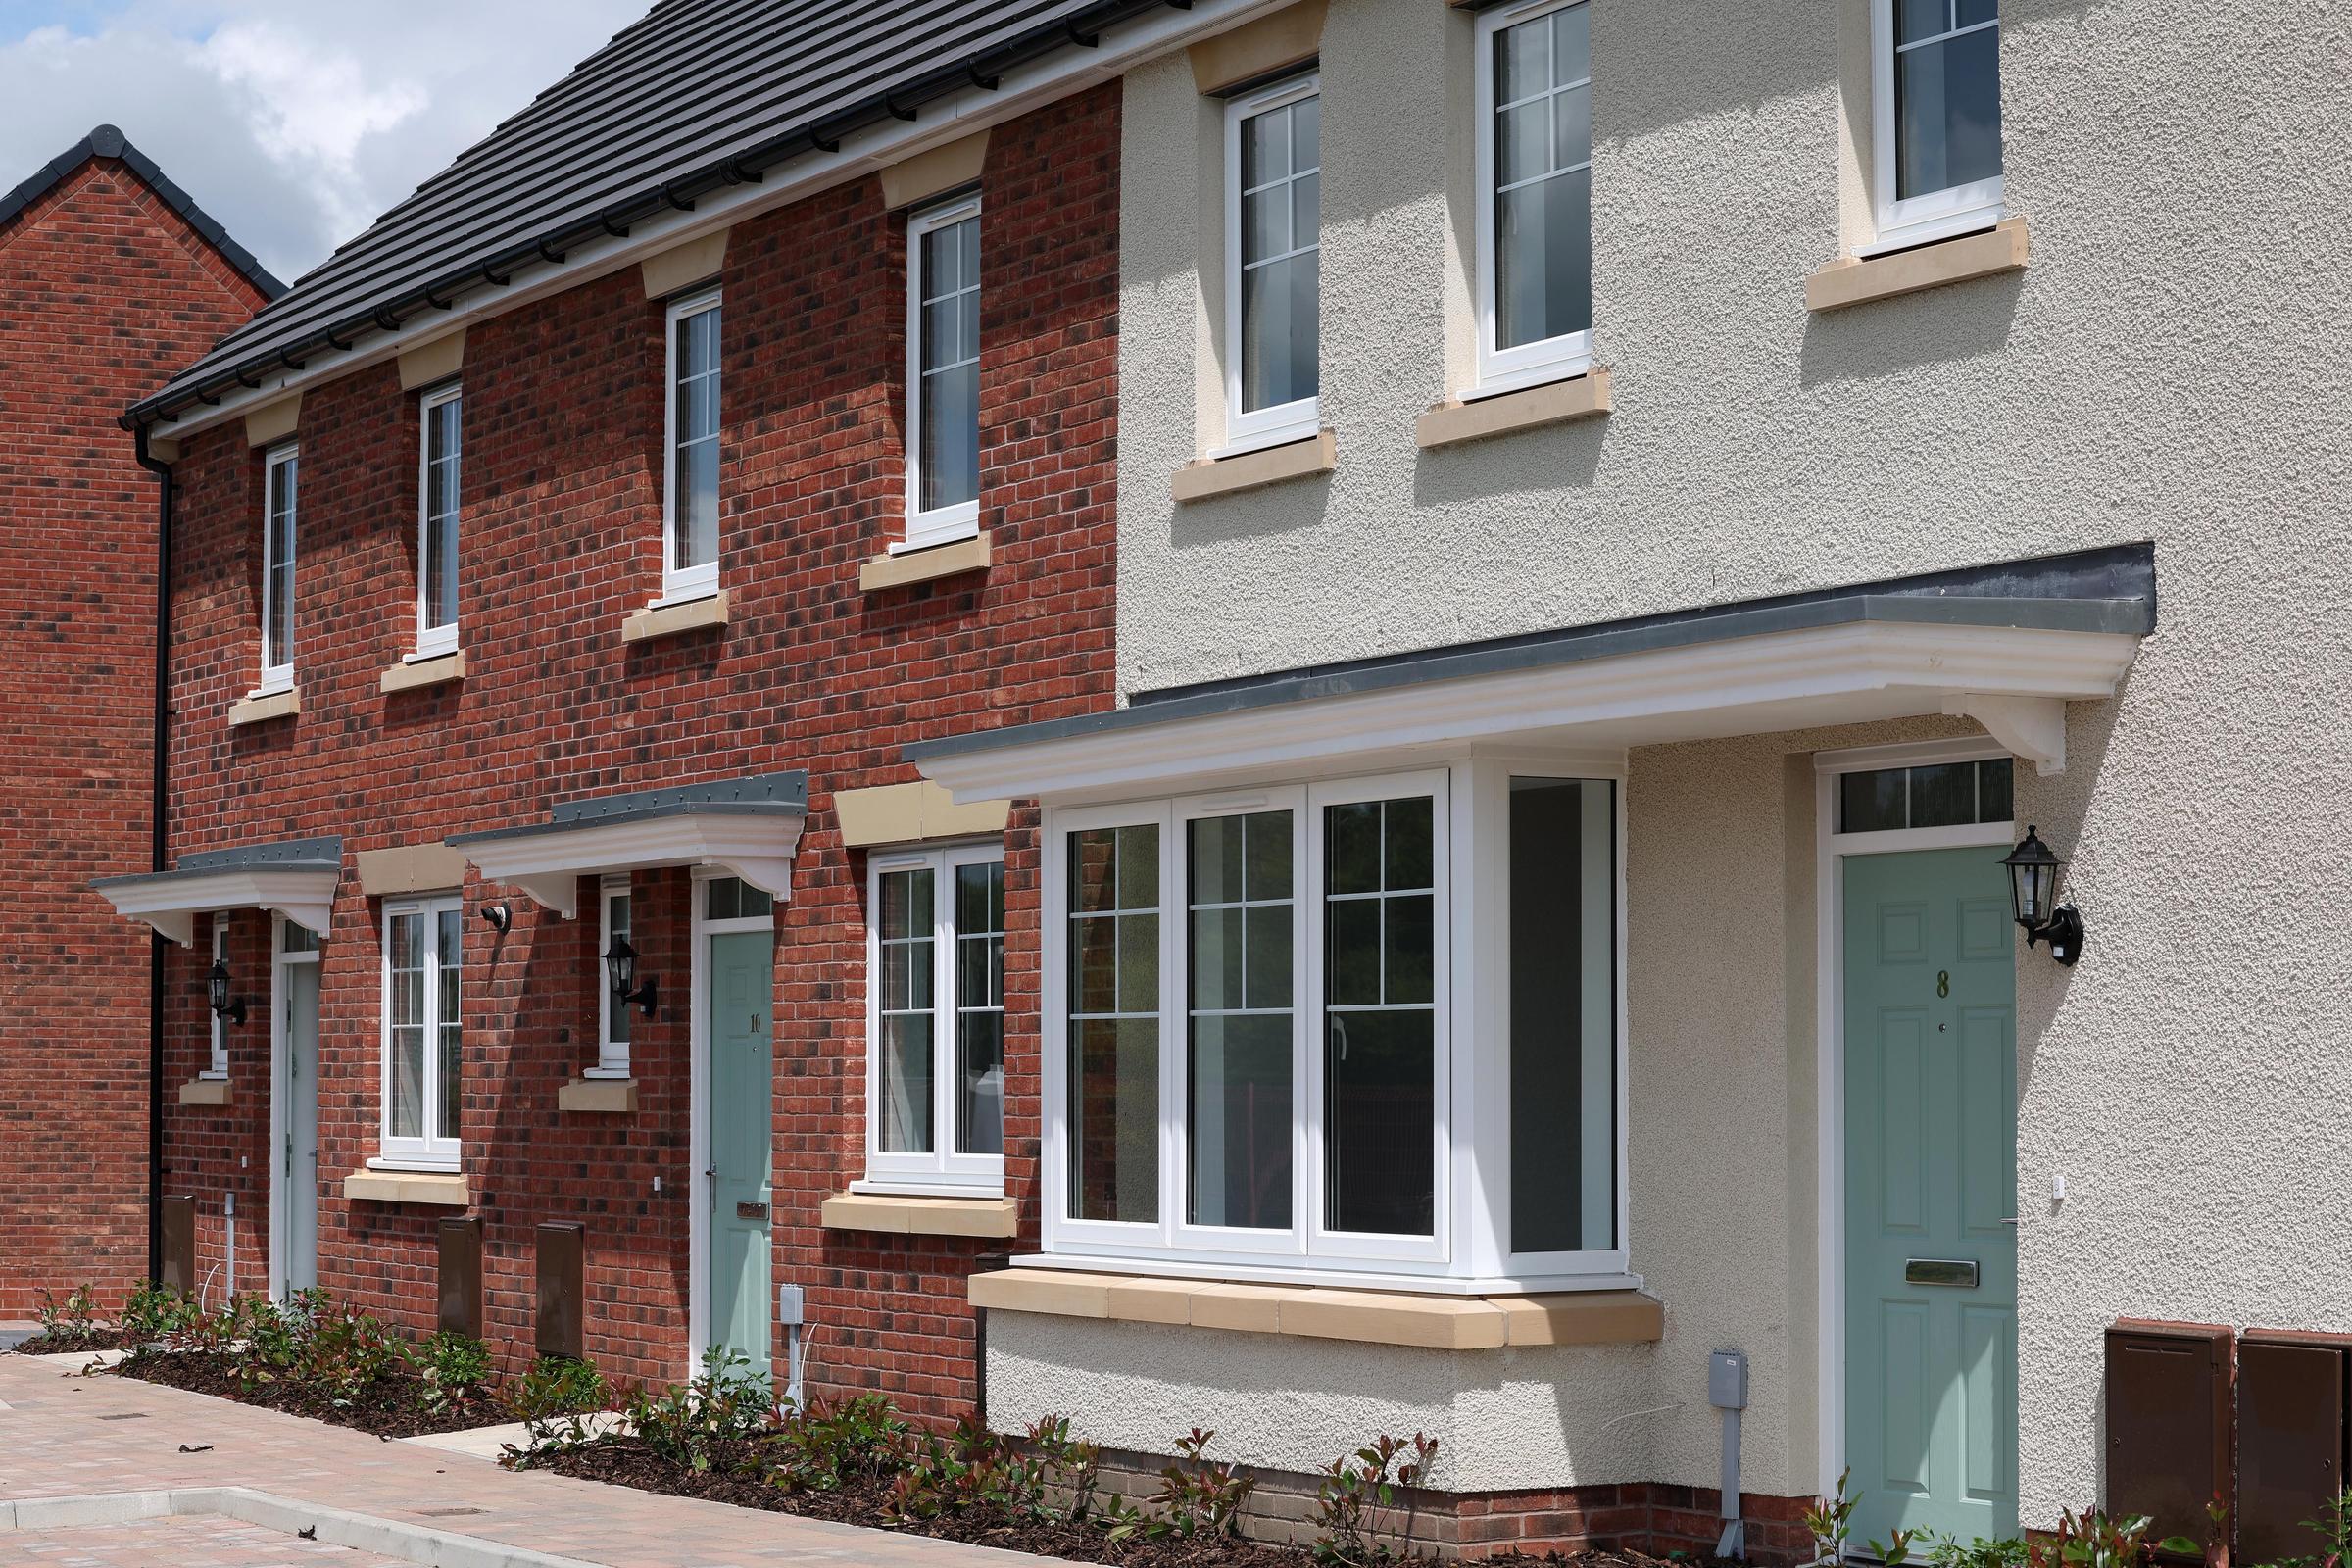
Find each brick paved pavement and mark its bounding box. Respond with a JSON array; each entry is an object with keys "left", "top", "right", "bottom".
[{"left": 1, "top": 1512, "right": 411, "bottom": 1566}]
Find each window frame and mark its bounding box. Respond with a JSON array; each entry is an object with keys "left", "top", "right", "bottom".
[
  {"left": 902, "top": 194, "right": 985, "bottom": 553},
  {"left": 591, "top": 875, "right": 633, "bottom": 1079},
  {"left": 1868, "top": 0, "right": 2004, "bottom": 254},
  {"left": 661, "top": 287, "right": 723, "bottom": 604},
  {"left": 1471, "top": 0, "right": 1596, "bottom": 399},
  {"left": 259, "top": 441, "right": 298, "bottom": 693},
  {"left": 860, "top": 841, "right": 1007, "bottom": 1194},
  {"left": 376, "top": 894, "right": 463, "bottom": 1171},
  {"left": 205, "top": 916, "right": 231, "bottom": 1079},
  {"left": 1220, "top": 71, "right": 1323, "bottom": 458},
  {"left": 414, "top": 383, "right": 462, "bottom": 659}
]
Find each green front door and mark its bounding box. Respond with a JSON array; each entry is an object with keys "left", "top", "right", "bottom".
[
  {"left": 707, "top": 929, "right": 774, "bottom": 1381},
  {"left": 1844, "top": 847, "right": 2018, "bottom": 1548}
]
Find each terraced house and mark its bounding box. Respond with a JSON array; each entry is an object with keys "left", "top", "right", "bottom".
[{"left": 85, "top": 0, "right": 2352, "bottom": 1563}]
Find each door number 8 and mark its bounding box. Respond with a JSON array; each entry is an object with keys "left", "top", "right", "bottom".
[{"left": 1936, "top": 969, "right": 1950, "bottom": 998}]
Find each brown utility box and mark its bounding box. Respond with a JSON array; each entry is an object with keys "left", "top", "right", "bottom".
[
  {"left": 535, "top": 1221, "right": 585, "bottom": 1359},
  {"left": 2238, "top": 1331, "right": 2350, "bottom": 1566},
  {"left": 158, "top": 1195, "right": 196, "bottom": 1295},
  {"left": 437, "top": 1215, "right": 483, "bottom": 1339},
  {"left": 2106, "top": 1320, "right": 2234, "bottom": 1551}
]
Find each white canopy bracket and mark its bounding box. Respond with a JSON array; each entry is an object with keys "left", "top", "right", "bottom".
[
  {"left": 1942, "top": 693, "right": 2067, "bottom": 775},
  {"left": 456, "top": 811, "right": 806, "bottom": 918}
]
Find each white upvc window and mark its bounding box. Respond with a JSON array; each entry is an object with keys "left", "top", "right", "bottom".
[
  {"left": 863, "top": 844, "right": 1006, "bottom": 1192},
  {"left": 1472, "top": 0, "right": 1593, "bottom": 398},
  {"left": 205, "top": 916, "right": 231, "bottom": 1078},
  {"left": 1221, "top": 73, "right": 1320, "bottom": 456},
  {"left": 259, "top": 442, "right": 298, "bottom": 692},
  {"left": 1870, "top": 0, "right": 2003, "bottom": 253},
  {"left": 1042, "top": 760, "right": 1627, "bottom": 1290},
  {"left": 592, "top": 875, "right": 634, "bottom": 1079},
  {"left": 662, "top": 287, "right": 722, "bottom": 602},
  {"left": 379, "top": 895, "right": 462, "bottom": 1169},
  {"left": 415, "top": 385, "right": 462, "bottom": 658},
  {"left": 903, "top": 195, "right": 983, "bottom": 552}
]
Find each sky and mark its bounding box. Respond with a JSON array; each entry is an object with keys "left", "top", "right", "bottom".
[{"left": 0, "top": 0, "right": 652, "bottom": 286}]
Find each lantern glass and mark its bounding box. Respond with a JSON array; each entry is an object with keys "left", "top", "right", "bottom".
[
  {"left": 208, "top": 957, "right": 230, "bottom": 1014},
  {"left": 2002, "top": 826, "right": 2066, "bottom": 929},
  {"left": 604, "top": 934, "right": 636, "bottom": 999}
]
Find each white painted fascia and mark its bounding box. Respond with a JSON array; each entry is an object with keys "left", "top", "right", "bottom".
[
  {"left": 95, "top": 868, "right": 338, "bottom": 947},
  {"left": 454, "top": 813, "right": 805, "bottom": 918},
  {"left": 916, "top": 620, "right": 2143, "bottom": 804},
  {"left": 143, "top": 0, "right": 1292, "bottom": 447}
]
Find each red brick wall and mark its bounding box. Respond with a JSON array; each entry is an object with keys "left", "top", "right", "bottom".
[
  {"left": 156, "top": 85, "right": 1119, "bottom": 1409},
  {"left": 0, "top": 155, "right": 270, "bottom": 1315}
]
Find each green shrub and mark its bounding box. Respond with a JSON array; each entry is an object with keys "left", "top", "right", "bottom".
[
  {"left": 1309, "top": 1432, "right": 1437, "bottom": 1566},
  {"left": 34, "top": 1284, "right": 100, "bottom": 1339},
  {"left": 624, "top": 1347, "right": 771, "bottom": 1473},
  {"left": 769, "top": 1393, "right": 910, "bottom": 1493},
  {"left": 510, "top": 1355, "right": 611, "bottom": 1422},
  {"left": 121, "top": 1283, "right": 200, "bottom": 1342},
  {"left": 417, "top": 1332, "right": 493, "bottom": 1414}
]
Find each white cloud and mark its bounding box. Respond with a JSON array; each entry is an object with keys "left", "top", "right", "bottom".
[{"left": 0, "top": 0, "right": 648, "bottom": 285}]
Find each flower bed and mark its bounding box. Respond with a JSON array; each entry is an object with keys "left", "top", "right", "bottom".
[{"left": 10, "top": 1285, "right": 143, "bottom": 1355}]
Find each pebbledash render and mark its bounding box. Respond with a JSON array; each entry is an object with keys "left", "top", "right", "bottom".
[{"left": 87, "top": 0, "right": 2352, "bottom": 1562}]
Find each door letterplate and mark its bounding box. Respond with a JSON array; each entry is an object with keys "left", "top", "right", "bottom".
[
  {"left": 735, "top": 1200, "right": 768, "bottom": 1221},
  {"left": 1905, "top": 1258, "right": 1980, "bottom": 1288}
]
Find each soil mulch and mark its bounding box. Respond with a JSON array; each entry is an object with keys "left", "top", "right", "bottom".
[
  {"left": 532, "top": 1437, "right": 1708, "bottom": 1568},
  {"left": 10, "top": 1326, "right": 141, "bottom": 1355},
  {"left": 111, "top": 1349, "right": 501, "bottom": 1440}
]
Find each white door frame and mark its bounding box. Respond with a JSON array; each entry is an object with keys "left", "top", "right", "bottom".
[
  {"left": 1811, "top": 737, "right": 2015, "bottom": 1500},
  {"left": 266, "top": 914, "right": 321, "bottom": 1300},
  {"left": 686, "top": 870, "right": 777, "bottom": 1380}
]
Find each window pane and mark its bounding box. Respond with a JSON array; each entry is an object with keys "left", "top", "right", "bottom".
[
  {"left": 1508, "top": 778, "right": 1617, "bottom": 1253},
  {"left": 1323, "top": 796, "right": 1437, "bottom": 1237},
  {"left": 1188, "top": 811, "right": 1293, "bottom": 1231},
  {"left": 1896, "top": 21, "right": 2001, "bottom": 199},
  {"left": 1896, "top": 0, "right": 1949, "bottom": 46},
  {"left": 1239, "top": 94, "right": 1319, "bottom": 416},
  {"left": 880, "top": 1013, "right": 933, "bottom": 1153},
  {"left": 266, "top": 456, "right": 296, "bottom": 668},
  {"left": 388, "top": 911, "right": 424, "bottom": 1140},
  {"left": 1908, "top": 761, "right": 1976, "bottom": 828},
  {"left": 1839, "top": 767, "right": 1908, "bottom": 833},
  {"left": 423, "top": 397, "right": 460, "bottom": 631},
  {"left": 1977, "top": 757, "right": 2014, "bottom": 822},
  {"left": 915, "top": 215, "right": 981, "bottom": 517},
  {"left": 607, "top": 894, "right": 632, "bottom": 1048},
  {"left": 955, "top": 859, "right": 1005, "bottom": 1156},
  {"left": 671, "top": 304, "right": 720, "bottom": 570},
  {"left": 705, "top": 876, "right": 772, "bottom": 922},
  {"left": 919, "top": 362, "right": 979, "bottom": 513},
  {"left": 1242, "top": 252, "right": 1319, "bottom": 413},
  {"left": 1496, "top": 167, "right": 1592, "bottom": 351},
  {"left": 1493, "top": 4, "right": 1592, "bottom": 354},
  {"left": 1068, "top": 825, "right": 1159, "bottom": 1222},
  {"left": 437, "top": 908, "right": 463, "bottom": 1144}
]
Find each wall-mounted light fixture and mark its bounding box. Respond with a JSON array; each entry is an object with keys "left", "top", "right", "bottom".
[
  {"left": 2003, "top": 825, "right": 2084, "bottom": 966},
  {"left": 481, "top": 902, "right": 512, "bottom": 932},
  {"left": 604, "top": 934, "right": 659, "bottom": 1017},
  {"left": 207, "top": 957, "right": 248, "bottom": 1025}
]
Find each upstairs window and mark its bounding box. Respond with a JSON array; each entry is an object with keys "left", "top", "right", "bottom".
[
  {"left": 1874, "top": 0, "right": 2002, "bottom": 250},
  {"left": 416, "top": 386, "right": 461, "bottom": 657},
  {"left": 1224, "top": 74, "right": 1320, "bottom": 454},
  {"left": 663, "top": 288, "right": 721, "bottom": 601},
  {"left": 905, "top": 196, "right": 983, "bottom": 551},
  {"left": 1475, "top": 0, "right": 1593, "bottom": 395},
  {"left": 864, "top": 846, "right": 1006, "bottom": 1192},
  {"left": 381, "top": 895, "right": 462, "bottom": 1169},
  {"left": 260, "top": 443, "right": 298, "bottom": 691}
]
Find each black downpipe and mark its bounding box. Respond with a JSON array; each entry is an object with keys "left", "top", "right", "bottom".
[{"left": 133, "top": 424, "right": 172, "bottom": 1286}]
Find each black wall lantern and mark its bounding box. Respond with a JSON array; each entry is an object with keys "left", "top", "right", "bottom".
[
  {"left": 207, "top": 957, "right": 248, "bottom": 1025},
  {"left": 2002, "top": 825, "right": 2084, "bottom": 966},
  {"left": 604, "top": 934, "right": 659, "bottom": 1017},
  {"left": 481, "top": 902, "right": 511, "bottom": 932}
]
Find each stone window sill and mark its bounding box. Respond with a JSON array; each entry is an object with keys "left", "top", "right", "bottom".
[
  {"left": 1806, "top": 217, "right": 2029, "bottom": 313},
  {"left": 822, "top": 1191, "right": 1017, "bottom": 1239},
  {"left": 620, "top": 589, "right": 729, "bottom": 644},
  {"left": 967, "top": 1267, "right": 1663, "bottom": 1351},
  {"left": 557, "top": 1076, "right": 638, "bottom": 1113},
  {"left": 1417, "top": 368, "right": 1612, "bottom": 450},
  {"left": 177, "top": 1077, "right": 232, "bottom": 1107},
  {"left": 380, "top": 650, "right": 466, "bottom": 694},
  {"left": 342, "top": 1169, "right": 470, "bottom": 1206},
  {"left": 227, "top": 686, "right": 300, "bottom": 727},
  {"left": 859, "top": 531, "right": 992, "bottom": 593},
  {"left": 1171, "top": 429, "right": 1336, "bottom": 504}
]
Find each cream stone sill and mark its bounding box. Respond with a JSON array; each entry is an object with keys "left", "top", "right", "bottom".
[
  {"left": 859, "top": 531, "right": 992, "bottom": 593},
  {"left": 822, "top": 1191, "right": 1016, "bottom": 1239},
  {"left": 620, "top": 590, "right": 729, "bottom": 644},
  {"left": 177, "top": 1077, "right": 232, "bottom": 1107},
  {"left": 1172, "top": 429, "right": 1336, "bottom": 504},
  {"left": 227, "top": 687, "right": 299, "bottom": 727},
  {"left": 380, "top": 651, "right": 465, "bottom": 694},
  {"left": 557, "top": 1077, "right": 638, "bottom": 1113},
  {"left": 968, "top": 1268, "right": 1663, "bottom": 1352},
  {"left": 1806, "top": 217, "right": 2030, "bottom": 313},
  {"left": 1417, "top": 368, "right": 1611, "bottom": 450},
  {"left": 342, "top": 1169, "right": 470, "bottom": 1206}
]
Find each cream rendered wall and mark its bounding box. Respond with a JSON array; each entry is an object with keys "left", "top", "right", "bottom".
[{"left": 1101, "top": 0, "right": 2352, "bottom": 1525}]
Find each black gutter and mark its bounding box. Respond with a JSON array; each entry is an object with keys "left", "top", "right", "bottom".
[
  {"left": 122, "top": 0, "right": 1186, "bottom": 432},
  {"left": 132, "top": 425, "right": 173, "bottom": 1287}
]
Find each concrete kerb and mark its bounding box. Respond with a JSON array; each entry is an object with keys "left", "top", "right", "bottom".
[{"left": 0, "top": 1487, "right": 609, "bottom": 1568}]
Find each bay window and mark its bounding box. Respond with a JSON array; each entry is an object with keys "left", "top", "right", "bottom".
[
  {"left": 1223, "top": 73, "right": 1320, "bottom": 454},
  {"left": 905, "top": 195, "right": 982, "bottom": 550},
  {"left": 260, "top": 442, "right": 297, "bottom": 691},
  {"left": 1873, "top": 0, "right": 2002, "bottom": 250},
  {"left": 380, "top": 895, "right": 462, "bottom": 1169},
  {"left": 864, "top": 845, "right": 1006, "bottom": 1191},
  {"left": 416, "top": 385, "right": 461, "bottom": 657},
  {"left": 1046, "top": 760, "right": 1624, "bottom": 1290},
  {"left": 663, "top": 288, "right": 721, "bottom": 601},
  {"left": 1474, "top": 0, "right": 1593, "bottom": 396}
]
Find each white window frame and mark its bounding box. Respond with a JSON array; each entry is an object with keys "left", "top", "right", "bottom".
[
  {"left": 1219, "top": 72, "right": 1322, "bottom": 458},
  {"left": 661, "top": 287, "right": 722, "bottom": 604},
  {"left": 414, "top": 384, "right": 462, "bottom": 659},
  {"left": 376, "top": 894, "right": 462, "bottom": 1171},
  {"left": 204, "top": 916, "right": 231, "bottom": 1079},
  {"left": 860, "top": 842, "right": 1006, "bottom": 1193},
  {"left": 259, "top": 441, "right": 297, "bottom": 693},
  {"left": 902, "top": 195, "right": 984, "bottom": 553},
  {"left": 591, "top": 875, "right": 633, "bottom": 1079},
  {"left": 1868, "top": 0, "right": 2004, "bottom": 255},
  {"left": 1470, "top": 0, "right": 1595, "bottom": 399}
]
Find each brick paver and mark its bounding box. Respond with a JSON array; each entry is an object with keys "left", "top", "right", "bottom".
[
  {"left": 3, "top": 1513, "right": 411, "bottom": 1566},
  {"left": 0, "top": 1356, "right": 1075, "bottom": 1568}
]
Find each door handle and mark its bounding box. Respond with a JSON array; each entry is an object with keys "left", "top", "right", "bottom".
[{"left": 705, "top": 1163, "right": 716, "bottom": 1209}]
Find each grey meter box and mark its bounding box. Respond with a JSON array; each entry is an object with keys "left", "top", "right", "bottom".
[{"left": 1709, "top": 1349, "right": 1748, "bottom": 1410}]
